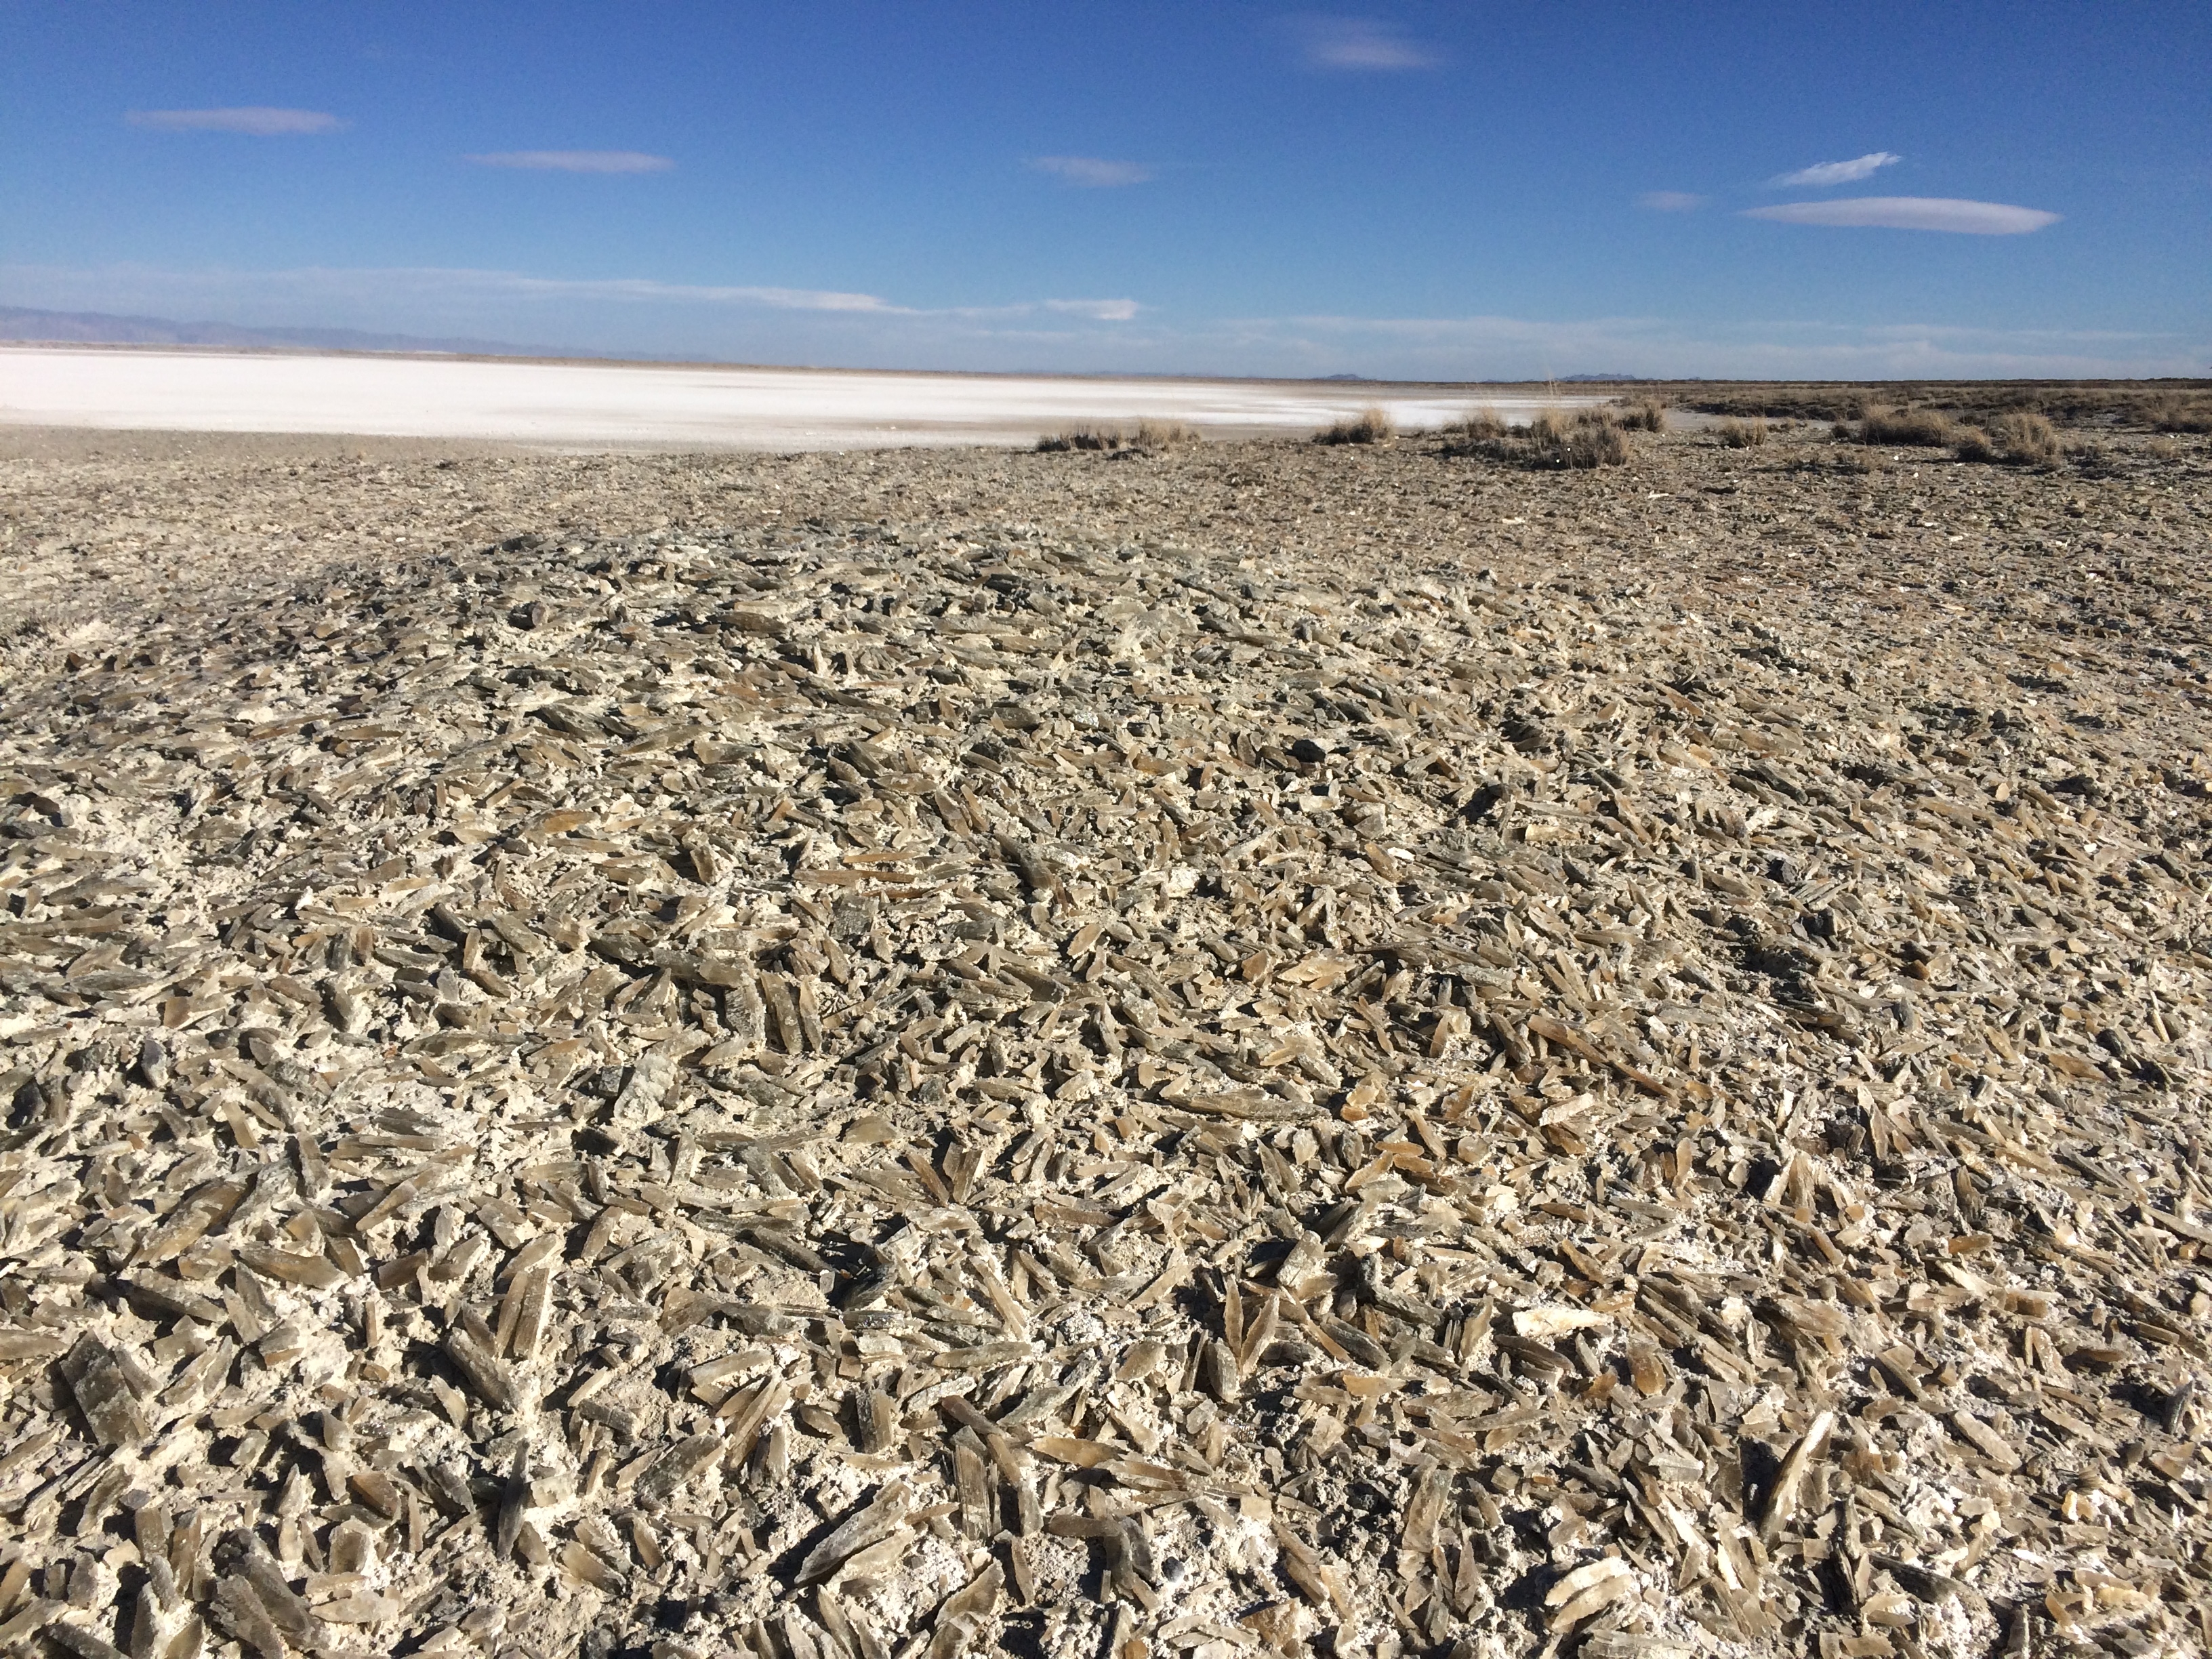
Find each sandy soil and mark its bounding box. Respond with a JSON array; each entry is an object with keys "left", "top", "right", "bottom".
[
  {"left": 1, "top": 415, "right": 2209, "bottom": 1659},
  {"left": 0, "top": 348, "right": 1597, "bottom": 451}
]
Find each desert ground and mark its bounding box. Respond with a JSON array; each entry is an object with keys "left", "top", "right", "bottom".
[
  {"left": 0, "top": 348, "right": 1600, "bottom": 451},
  {"left": 1, "top": 391, "right": 2210, "bottom": 1659}
]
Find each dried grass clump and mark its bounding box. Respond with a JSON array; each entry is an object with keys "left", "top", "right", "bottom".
[
  {"left": 1132, "top": 418, "right": 1202, "bottom": 448},
  {"left": 1313, "top": 405, "right": 1395, "bottom": 445},
  {"left": 1037, "top": 419, "right": 1202, "bottom": 454},
  {"left": 2148, "top": 394, "right": 2212, "bottom": 434},
  {"left": 1527, "top": 408, "right": 1630, "bottom": 468},
  {"left": 1036, "top": 427, "right": 1118, "bottom": 453},
  {"left": 1441, "top": 405, "right": 1632, "bottom": 468},
  {"left": 1858, "top": 405, "right": 1955, "bottom": 447},
  {"left": 1614, "top": 397, "right": 1666, "bottom": 432},
  {"left": 1991, "top": 409, "right": 2060, "bottom": 466},
  {"left": 1715, "top": 417, "right": 1767, "bottom": 449},
  {"left": 1446, "top": 407, "right": 1509, "bottom": 441},
  {"left": 1953, "top": 411, "right": 2061, "bottom": 468},
  {"left": 1573, "top": 424, "right": 1632, "bottom": 467}
]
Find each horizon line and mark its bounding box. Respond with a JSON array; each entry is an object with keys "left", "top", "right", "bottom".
[{"left": 3, "top": 335, "right": 2207, "bottom": 391}]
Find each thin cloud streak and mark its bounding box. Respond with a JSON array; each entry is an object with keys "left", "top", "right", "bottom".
[
  {"left": 510, "top": 275, "right": 898, "bottom": 311},
  {"left": 1294, "top": 17, "right": 1439, "bottom": 70},
  {"left": 1029, "top": 157, "right": 1154, "bottom": 188},
  {"left": 466, "top": 150, "right": 674, "bottom": 173},
  {"left": 1770, "top": 151, "right": 1901, "bottom": 187},
  {"left": 1041, "top": 298, "right": 1142, "bottom": 321},
  {"left": 0, "top": 263, "right": 1138, "bottom": 325},
  {"left": 1638, "top": 191, "right": 1708, "bottom": 211},
  {"left": 468, "top": 272, "right": 1141, "bottom": 321},
  {"left": 1744, "top": 197, "right": 2060, "bottom": 234},
  {"left": 126, "top": 107, "right": 345, "bottom": 136}
]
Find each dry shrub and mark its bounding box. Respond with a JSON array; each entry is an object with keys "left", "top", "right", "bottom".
[
  {"left": 1441, "top": 405, "right": 1629, "bottom": 468},
  {"left": 1038, "top": 419, "right": 1202, "bottom": 454},
  {"left": 1572, "top": 424, "right": 1633, "bottom": 467},
  {"left": 1715, "top": 417, "right": 1767, "bottom": 449},
  {"left": 1953, "top": 411, "right": 2060, "bottom": 468},
  {"left": 2148, "top": 394, "right": 2212, "bottom": 434},
  {"left": 1314, "top": 406, "right": 1395, "bottom": 445},
  {"left": 1581, "top": 424, "right": 1632, "bottom": 466},
  {"left": 1036, "top": 427, "right": 1120, "bottom": 453},
  {"left": 1526, "top": 409, "right": 1629, "bottom": 468},
  {"left": 1614, "top": 398, "right": 1666, "bottom": 432},
  {"left": 1526, "top": 409, "right": 1574, "bottom": 447},
  {"left": 1672, "top": 381, "right": 2212, "bottom": 429},
  {"left": 1990, "top": 410, "right": 2060, "bottom": 466},
  {"left": 1132, "top": 419, "right": 1202, "bottom": 449},
  {"left": 1448, "top": 407, "right": 1509, "bottom": 441},
  {"left": 1859, "top": 406, "right": 1955, "bottom": 447}
]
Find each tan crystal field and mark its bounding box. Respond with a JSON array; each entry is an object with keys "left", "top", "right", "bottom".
[{"left": 1, "top": 403, "right": 2209, "bottom": 1659}]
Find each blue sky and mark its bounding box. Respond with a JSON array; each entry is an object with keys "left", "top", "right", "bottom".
[{"left": 3, "top": 2, "right": 2206, "bottom": 378}]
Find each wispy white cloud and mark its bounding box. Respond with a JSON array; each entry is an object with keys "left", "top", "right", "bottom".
[
  {"left": 459, "top": 273, "right": 1142, "bottom": 321},
  {"left": 506, "top": 274, "right": 898, "bottom": 310},
  {"left": 0, "top": 262, "right": 898, "bottom": 316},
  {"left": 1294, "top": 16, "right": 1439, "bottom": 70},
  {"left": 1041, "top": 298, "right": 1142, "bottom": 321},
  {"left": 0, "top": 262, "right": 1143, "bottom": 327},
  {"left": 300, "top": 268, "right": 901, "bottom": 312},
  {"left": 1637, "top": 191, "right": 1708, "bottom": 212},
  {"left": 1029, "top": 156, "right": 1154, "bottom": 188},
  {"left": 1770, "top": 151, "right": 1901, "bottom": 188},
  {"left": 126, "top": 107, "right": 345, "bottom": 136},
  {"left": 1744, "top": 197, "right": 2060, "bottom": 234},
  {"left": 466, "top": 150, "right": 674, "bottom": 174}
]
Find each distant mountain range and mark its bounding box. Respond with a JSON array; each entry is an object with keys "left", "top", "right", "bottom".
[{"left": 0, "top": 305, "right": 611, "bottom": 360}]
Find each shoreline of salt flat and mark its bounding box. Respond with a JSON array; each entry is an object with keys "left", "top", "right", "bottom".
[{"left": 0, "top": 344, "right": 1602, "bottom": 450}]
